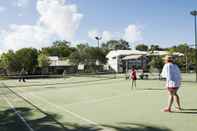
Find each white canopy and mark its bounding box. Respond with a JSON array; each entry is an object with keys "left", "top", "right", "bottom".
[
  {"left": 106, "top": 50, "right": 147, "bottom": 58},
  {"left": 122, "top": 54, "right": 143, "bottom": 60}
]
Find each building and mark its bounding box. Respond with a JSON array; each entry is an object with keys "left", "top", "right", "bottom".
[
  {"left": 106, "top": 50, "right": 184, "bottom": 73},
  {"left": 48, "top": 56, "right": 76, "bottom": 74},
  {"left": 106, "top": 50, "right": 147, "bottom": 72},
  {"left": 122, "top": 54, "right": 147, "bottom": 72}
]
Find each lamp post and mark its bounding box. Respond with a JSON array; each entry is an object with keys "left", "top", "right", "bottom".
[
  {"left": 95, "top": 36, "right": 102, "bottom": 48},
  {"left": 190, "top": 10, "right": 197, "bottom": 82}
]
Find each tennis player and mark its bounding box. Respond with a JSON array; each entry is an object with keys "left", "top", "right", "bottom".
[
  {"left": 130, "top": 66, "right": 137, "bottom": 89},
  {"left": 161, "top": 55, "right": 181, "bottom": 112},
  {"left": 19, "top": 68, "right": 26, "bottom": 82}
]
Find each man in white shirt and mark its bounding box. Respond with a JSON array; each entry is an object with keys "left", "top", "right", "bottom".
[{"left": 161, "top": 55, "right": 181, "bottom": 112}]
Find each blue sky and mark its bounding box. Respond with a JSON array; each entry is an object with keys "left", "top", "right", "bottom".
[
  {"left": 75, "top": 0, "right": 196, "bottom": 46},
  {"left": 0, "top": 0, "right": 196, "bottom": 52}
]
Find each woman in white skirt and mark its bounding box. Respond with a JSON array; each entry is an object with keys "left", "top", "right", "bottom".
[{"left": 161, "top": 55, "right": 181, "bottom": 112}]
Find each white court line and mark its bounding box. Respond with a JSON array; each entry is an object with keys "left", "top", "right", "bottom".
[
  {"left": 22, "top": 89, "right": 130, "bottom": 106},
  {"left": 15, "top": 88, "right": 98, "bottom": 125},
  {"left": 2, "top": 96, "right": 34, "bottom": 131},
  {"left": 62, "top": 93, "right": 130, "bottom": 106}
]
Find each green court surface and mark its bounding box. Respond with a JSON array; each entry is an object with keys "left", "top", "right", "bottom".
[{"left": 0, "top": 75, "right": 197, "bottom": 131}]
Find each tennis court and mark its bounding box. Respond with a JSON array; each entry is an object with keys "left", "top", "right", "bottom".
[{"left": 0, "top": 74, "right": 197, "bottom": 131}]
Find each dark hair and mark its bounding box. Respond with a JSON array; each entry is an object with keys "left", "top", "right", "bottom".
[{"left": 167, "top": 59, "right": 173, "bottom": 63}]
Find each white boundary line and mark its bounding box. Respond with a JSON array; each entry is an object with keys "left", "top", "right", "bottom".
[
  {"left": 21, "top": 91, "right": 130, "bottom": 107},
  {"left": 19, "top": 87, "right": 131, "bottom": 106},
  {"left": 15, "top": 88, "right": 98, "bottom": 125},
  {"left": 64, "top": 94, "right": 131, "bottom": 106},
  {"left": 2, "top": 96, "right": 34, "bottom": 131}
]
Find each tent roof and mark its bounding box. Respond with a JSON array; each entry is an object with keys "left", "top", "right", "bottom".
[
  {"left": 147, "top": 51, "right": 184, "bottom": 56},
  {"left": 106, "top": 50, "right": 147, "bottom": 58},
  {"left": 122, "top": 54, "right": 143, "bottom": 60},
  {"left": 49, "top": 59, "right": 72, "bottom": 66}
]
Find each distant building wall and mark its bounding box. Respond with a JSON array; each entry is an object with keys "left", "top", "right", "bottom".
[{"left": 107, "top": 56, "right": 118, "bottom": 72}]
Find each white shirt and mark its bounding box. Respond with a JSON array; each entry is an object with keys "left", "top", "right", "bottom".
[{"left": 161, "top": 63, "right": 181, "bottom": 88}]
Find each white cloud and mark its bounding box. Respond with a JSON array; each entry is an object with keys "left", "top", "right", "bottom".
[
  {"left": 88, "top": 30, "right": 113, "bottom": 42},
  {"left": 17, "top": 13, "right": 23, "bottom": 17},
  {"left": 37, "top": 0, "right": 83, "bottom": 40},
  {"left": 123, "top": 24, "right": 142, "bottom": 43},
  {"left": 88, "top": 30, "right": 99, "bottom": 40},
  {"left": 102, "top": 31, "right": 113, "bottom": 42},
  {"left": 88, "top": 24, "right": 142, "bottom": 44},
  {"left": 1, "top": 25, "right": 52, "bottom": 51},
  {"left": 0, "top": 6, "right": 6, "bottom": 13},
  {"left": 15, "top": 0, "right": 30, "bottom": 8},
  {"left": 0, "top": 0, "right": 83, "bottom": 51},
  {"left": 71, "top": 40, "right": 89, "bottom": 46}
]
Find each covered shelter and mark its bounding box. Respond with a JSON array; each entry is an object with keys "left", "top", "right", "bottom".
[
  {"left": 122, "top": 54, "right": 146, "bottom": 72},
  {"left": 48, "top": 56, "right": 77, "bottom": 74},
  {"left": 106, "top": 50, "right": 147, "bottom": 72}
]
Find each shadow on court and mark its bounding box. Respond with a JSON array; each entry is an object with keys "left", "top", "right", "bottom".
[
  {"left": 172, "top": 108, "right": 197, "bottom": 114},
  {"left": 0, "top": 107, "right": 172, "bottom": 131},
  {"left": 0, "top": 107, "right": 65, "bottom": 131},
  {"left": 102, "top": 122, "right": 171, "bottom": 131}
]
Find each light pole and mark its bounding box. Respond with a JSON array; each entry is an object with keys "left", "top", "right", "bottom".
[
  {"left": 190, "top": 10, "right": 197, "bottom": 82},
  {"left": 95, "top": 36, "right": 102, "bottom": 48}
]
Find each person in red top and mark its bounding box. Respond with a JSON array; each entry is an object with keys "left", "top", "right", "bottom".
[{"left": 130, "top": 66, "right": 137, "bottom": 89}]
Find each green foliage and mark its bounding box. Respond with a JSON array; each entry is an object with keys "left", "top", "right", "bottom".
[
  {"left": 148, "top": 56, "right": 164, "bottom": 73},
  {"left": 15, "top": 48, "right": 38, "bottom": 72},
  {"left": 41, "top": 40, "right": 72, "bottom": 57},
  {"left": 69, "top": 44, "right": 107, "bottom": 66},
  {"left": 149, "top": 45, "right": 162, "bottom": 51},
  {"left": 167, "top": 43, "right": 196, "bottom": 71},
  {"left": 136, "top": 44, "right": 148, "bottom": 51},
  {"left": 69, "top": 50, "right": 81, "bottom": 65},
  {"left": 102, "top": 39, "right": 130, "bottom": 50},
  {"left": 53, "top": 40, "right": 71, "bottom": 47},
  {"left": 0, "top": 50, "right": 19, "bottom": 72},
  {"left": 1, "top": 39, "right": 196, "bottom": 74},
  {"left": 38, "top": 53, "right": 50, "bottom": 68}
]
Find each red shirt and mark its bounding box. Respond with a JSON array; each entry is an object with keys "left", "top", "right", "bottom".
[{"left": 131, "top": 69, "right": 137, "bottom": 80}]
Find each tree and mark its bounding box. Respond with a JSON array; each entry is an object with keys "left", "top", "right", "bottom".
[
  {"left": 148, "top": 56, "right": 164, "bottom": 76},
  {"left": 136, "top": 44, "right": 148, "bottom": 51},
  {"left": 69, "top": 44, "right": 107, "bottom": 66},
  {"left": 69, "top": 51, "right": 81, "bottom": 65},
  {"left": 41, "top": 40, "right": 72, "bottom": 58},
  {"left": 176, "top": 43, "right": 189, "bottom": 53},
  {"left": 52, "top": 40, "right": 71, "bottom": 47},
  {"left": 167, "top": 43, "right": 195, "bottom": 72},
  {"left": 38, "top": 53, "right": 50, "bottom": 68},
  {"left": 102, "top": 39, "right": 130, "bottom": 50},
  {"left": 0, "top": 50, "right": 20, "bottom": 72},
  {"left": 15, "top": 48, "right": 38, "bottom": 73},
  {"left": 119, "top": 39, "right": 130, "bottom": 50},
  {"left": 149, "top": 45, "right": 163, "bottom": 51}
]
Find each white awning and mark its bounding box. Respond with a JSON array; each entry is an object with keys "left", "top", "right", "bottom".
[
  {"left": 106, "top": 50, "right": 147, "bottom": 58},
  {"left": 122, "top": 54, "right": 143, "bottom": 60}
]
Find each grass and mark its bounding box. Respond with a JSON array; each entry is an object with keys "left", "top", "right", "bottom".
[{"left": 0, "top": 75, "right": 196, "bottom": 131}]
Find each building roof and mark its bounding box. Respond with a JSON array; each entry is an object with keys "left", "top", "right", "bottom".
[
  {"left": 48, "top": 56, "right": 59, "bottom": 61},
  {"left": 122, "top": 54, "right": 143, "bottom": 60},
  {"left": 147, "top": 51, "right": 184, "bottom": 56},
  {"left": 48, "top": 56, "right": 72, "bottom": 66},
  {"left": 50, "top": 60, "right": 72, "bottom": 66},
  {"left": 106, "top": 50, "right": 147, "bottom": 58},
  {"left": 172, "top": 52, "right": 184, "bottom": 56},
  {"left": 148, "top": 51, "right": 168, "bottom": 56}
]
